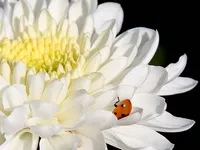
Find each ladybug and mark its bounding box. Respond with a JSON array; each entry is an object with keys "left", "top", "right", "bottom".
[{"left": 112, "top": 97, "right": 132, "bottom": 120}]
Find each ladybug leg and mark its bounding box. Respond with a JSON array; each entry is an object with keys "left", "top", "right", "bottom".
[{"left": 114, "top": 97, "right": 120, "bottom": 107}]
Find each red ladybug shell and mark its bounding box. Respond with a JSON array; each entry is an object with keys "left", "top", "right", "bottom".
[{"left": 112, "top": 99, "right": 132, "bottom": 120}]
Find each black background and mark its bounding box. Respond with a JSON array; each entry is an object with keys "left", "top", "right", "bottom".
[{"left": 97, "top": 0, "right": 199, "bottom": 150}]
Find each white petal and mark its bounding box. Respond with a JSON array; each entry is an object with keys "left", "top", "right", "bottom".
[
  {"left": 57, "top": 18, "right": 68, "bottom": 36},
  {"left": 2, "top": 1, "right": 14, "bottom": 39},
  {"left": 71, "top": 89, "right": 94, "bottom": 108},
  {"left": 133, "top": 93, "right": 166, "bottom": 120},
  {"left": 93, "top": 90, "right": 116, "bottom": 109},
  {"left": 0, "top": 61, "right": 11, "bottom": 82},
  {"left": 92, "top": 29, "right": 113, "bottom": 50},
  {"left": 77, "top": 135, "right": 93, "bottom": 150},
  {"left": 99, "top": 46, "right": 110, "bottom": 65},
  {"left": 106, "top": 124, "right": 174, "bottom": 150},
  {"left": 86, "top": 72, "right": 105, "bottom": 92},
  {"left": 30, "top": 125, "right": 61, "bottom": 138},
  {"left": 84, "top": 52, "right": 101, "bottom": 74},
  {"left": 132, "top": 28, "right": 159, "bottom": 66},
  {"left": 137, "top": 66, "right": 168, "bottom": 93},
  {"left": 29, "top": 101, "right": 58, "bottom": 119},
  {"left": 143, "top": 111, "right": 195, "bottom": 132},
  {"left": 27, "top": 74, "right": 44, "bottom": 100},
  {"left": 113, "top": 28, "right": 141, "bottom": 48},
  {"left": 111, "top": 43, "right": 134, "bottom": 59},
  {"left": 96, "top": 19, "right": 117, "bottom": 37},
  {"left": 37, "top": 9, "right": 52, "bottom": 33},
  {"left": 0, "top": 129, "right": 39, "bottom": 150},
  {"left": 67, "top": 22, "right": 79, "bottom": 38},
  {"left": 12, "top": 62, "right": 27, "bottom": 84},
  {"left": 78, "top": 127, "right": 106, "bottom": 150},
  {"left": 81, "top": 15, "right": 94, "bottom": 38},
  {"left": 0, "top": 76, "right": 9, "bottom": 91},
  {"left": 120, "top": 65, "right": 150, "bottom": 87},
  {"left": 86, "top": 110, "right": 117, "bottom": 130},
  {"left": 85, "top": 0, "right": 97, "bottom": 13},
  {"left": 94, "top": 2, "right": 123, "bottom": 33},
  {"left": 40, "top": 132, "right": 78, "bottom": 150},
  {"left": 98, "top": 57, "right": 127, "bottom": 84},
  {"left": 117, "top": 107, "right": 143, "bottom": 126},
  {"left": 165, "top": 54, "right": 187, "bottom": 83},
  {"left": 68, "top": 0, "right": 88, "bottom": 23},
  {"left": 42, "top": 79, "right": 64, "bottom": 103},
  {"left": 1, "top": 105, "right": 30, "bottom": 134},
  {"left": 27, "top": 0, "right": 47, "bottom": 17},
  {"left": 111, "top": 44, "right": 138, "bottom": 66},
  {"left": 70, "top": 77, "right": 91, "bottom": 93},
  {"left": 157, "top": 77, "right": 198, "bottom": 96},
  {"left": 12, "top": 0, "right": 34, "bottom": 34},
  {"left": 58, "top": 99, "right": 85, "bottom": 129},
  {"left": 117, "top": 85, "right": 136, "bottom": 100},
  {"left": 48, "top": 0, "right": 68, "bottom": 24},
  {"left": 2, "top": 85, "right": 26, "bottom": 110}
]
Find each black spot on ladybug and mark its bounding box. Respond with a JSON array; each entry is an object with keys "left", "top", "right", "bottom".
[
  {"left": 121, "top": 104, "right": 126, "bottom": 108},
  {"left": 114, "top": 112, "right": 117, "bottom": 115},
  {"left": 121, "top": 114, "right": 127, "bottom": 118}
]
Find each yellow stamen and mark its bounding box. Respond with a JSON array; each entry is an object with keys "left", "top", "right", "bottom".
[{"left": 0, "top": 34, "right": 81, "bottom": 76}]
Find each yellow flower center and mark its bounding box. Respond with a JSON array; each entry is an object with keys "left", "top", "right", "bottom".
[{"left": 0, "top": 33, "right": 81, "bottom": 76}]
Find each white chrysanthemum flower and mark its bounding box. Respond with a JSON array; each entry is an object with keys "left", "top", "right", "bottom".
[{"left": 0, "top": 0, "right": 198, "bottom": 150}]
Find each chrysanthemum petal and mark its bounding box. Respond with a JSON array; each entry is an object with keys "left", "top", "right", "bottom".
[
  {"left": 0, "top": 76, "right": 9, "bottom": 90},
  {"left": 92, "top": 29, "right": 113, "bottom": 51},
  {"left": 29, "top": 101, "right": 58, "bottom": 119},
  {"left": 27, "top": 0, "right": 47, "bottom": 17},
  {"left": 81, "top": 15, "right": 94, "bottom": 38},
  {"left": 37, "top": 9, "right": 52, "bottom": 33},
  {"left": 86, "top": 110, "right": 117, "bottom": 130},
  {"left": 40, "top": 132, "right": 78, "bottom": 150},
  {"left": 78, "top": 127, "right": 107, "bottom": 150},
  {"left": 30, "top": 125, "right": 61, "bottom": 138},
  {"left": 142, "top": 111, "right": 195, "bottom": 132},
  {"left": 133, "top": 93, "right": 166, "bottom": 120},
  {"left": 12, "top": 62, "right": 27, "bottom": 84},
  {"left": 86, "top": 72, "right": 105, "bottom": 92},
  {"left": 68, "top": 0, "right": 88, "bottom": 23},
  {"left": 70, "top": 77, "right": 91, "bottom": 92},
  {"left": 113, "top": 28, "right": 141, "bottom": 48},
  {"left": 77, "top": 135, "right": 93, "bottom": 150},
  {"left": 132, "top": 28, "right": 159, "bottom": 66},
  {"left": 105, "top": 125, "right": 174, "bottom": 150},
  {"left": 71, "top": 89, "right": 94, "bottom": 108},
  {"left": 27, "top": 74, "right": 45, "bottom": 100},
  {"left": 96, "top": 19, "right": 117, "bottom": 38},
  {"left": 2, "top": 85, "right": 27, "bottom": 110},
  {"left": 165, "top": 54, "right": 187, "bottom": 83},
  {"left": 93, "top": 90, "right": 116, "bottom": 109},
  {"left": 98, "top": 57, "right": 127, "bottom": 84},
  {"left": 93, "top": 2, "right": 123, "bottom": 34},
  {"left": 85, "top": 0, "right": 97, "bottom": 13},
  {"left": 0, "top": 129, "right": 39, "bottom": 150},
  {"left": 42, "top": 79, "right": 65, "bottom": 103},
  {"left": 117, "top": 107, "right": 143, "bottom": 126},
  {"left": 120, "top": 65, "right": 150, "bottom": 87},
  {"left": 84, "top": 52, "right": 101, "bottom": 74},
  {"left": 1, "top": 105, "right": 30, "bottom": 134},
  {"left": 158, "top": 77, "right": 198, "bottom": 96},
  {"left": 137, "top": 66, "right": 168, "bottom": 93},
  {"left": 117, "top": 85, "right": 136, "bottom": 100},
  {"left": 0, "top": 61, "right": 11, "bottom": 83},
  {"left": 48, "top": 0, "right": 68, "bottom": 24}
]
